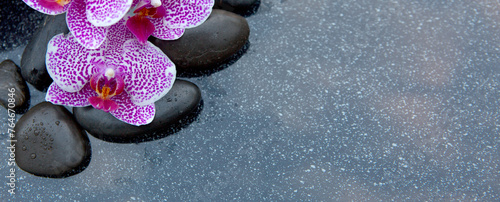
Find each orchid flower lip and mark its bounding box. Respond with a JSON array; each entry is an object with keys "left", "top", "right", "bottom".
[{"left": 87, "top": 66, "right": 125, "bottom": 112}]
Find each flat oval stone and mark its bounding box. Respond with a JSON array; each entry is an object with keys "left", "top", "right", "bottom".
[
  {"left": 21, "top": 14, "right": 69, "bottom": 91},
  {"left": 74, "top": 80, "right": 203, "bottom": 143},
  {"left": 150, "top": 9, "right": 249, "bottom": 74},
  {"left": 0, "top": 60, "right": 30, "bottom": 113},
  {"left": 13, "top": 102, "right": 91, "bottom": 178},
  {"left": 214, "top": 0, "right": 260, "bottom": 17}
]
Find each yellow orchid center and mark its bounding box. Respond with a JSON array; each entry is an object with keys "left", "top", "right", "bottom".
[
  {"left": 88, "top": 68, "right": 125, "bottom": 112},
  {"left": 55, "top": 0, "right": 71, "bottom": 6}
]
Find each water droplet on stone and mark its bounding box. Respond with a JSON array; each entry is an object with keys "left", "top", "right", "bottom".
[
  {"left": 50, "top": 138, "right": 54, "bottom": 141},
  {"left": 24, "top": 135, "right": 29, "bottom": 140},
  {"left": 30, "top": 153, "right": 36, "bottom": 159},
  {"left": 40, "top": 122, "right": 43, "bottom": 126},
  {"left": 22, "top": 146, "right": 27, "bottom": 151},
  {"left": 34, "top": 130, "right": 39, "bottom": 136},
  {"left": 55, "top": 121, "right": 60, "bottom": 125}
]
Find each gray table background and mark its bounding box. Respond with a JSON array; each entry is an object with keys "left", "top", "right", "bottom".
[{"left": 1, "top": 0, "right": 499, "bottom": 201}]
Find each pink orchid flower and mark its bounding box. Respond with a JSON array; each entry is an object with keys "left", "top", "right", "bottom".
[
  {"left": 23, "top": 0, "right": 133, "bottom": 49},
  {"left": 126, "top": 0, "right": 214, "bottom": 44},
  {"left": 45, "top": 20, "right": 176, "bottom": 126}
]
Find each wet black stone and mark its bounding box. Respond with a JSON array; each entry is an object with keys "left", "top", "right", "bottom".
[
  {"left": 21, "top": 14, "right": 69, "bottom": 91},
  {"left": 214, "top": 0, "right": 260, "bottom": 17},
  {"left": 150, "top": 9, "right": 249, "bottom": 76},
  {"left": 13, "top": 102, "right": 91, "bottom": 178},
  {"left": 0, "top": 60, "right": 30, "bottom": 113},
  {"left": 74, "top": 79, "right": 203, "bottom": 143}
]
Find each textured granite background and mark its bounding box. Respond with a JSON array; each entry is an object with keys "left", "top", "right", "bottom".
[{"left": 1, "top": 0, "right": 499, "bottom": 201}]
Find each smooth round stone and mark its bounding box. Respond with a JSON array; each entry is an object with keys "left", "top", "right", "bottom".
[
  {"left": 21, "top": 14, "right": 69, "bottom": 91},
  {"left": 0, "top": 60, "right": 30, "bottom": 113},
  {"left": 214, "top": 0, "right": 260, "bottom": 16},
  {"left": 74, "top": 80, "right": 203, "bottom": 143},
  {"left": 150, "top": 9, "right": 249, "bottom": 74},
  {"left": 13, "top": 102, "right": 91, "bottom": 178}
]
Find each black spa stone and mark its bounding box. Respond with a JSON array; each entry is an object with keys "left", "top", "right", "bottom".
[
  {"left": 13, "top": 102, "right": 91, "bottom": 178},
  {"left": 150, "top": 9, "right": 249, "bottom": 74},
  {"left": 213, "top": 0, "right": 260, "bottom": 17},
  {"left": 0, "top": 60, "right": 30, "bottom": 113},
  {"left": 21, "top": 14, "right": 69, "bottom": 91},
  {"left": 73, "top": 79, "right": 202, "bottom": 143}
]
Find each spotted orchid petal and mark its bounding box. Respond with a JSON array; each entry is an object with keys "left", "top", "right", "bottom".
[
  {"left": 163, "top": 0, "right": 213, "bottom": 29},
  {"left": 67, "top": 0, "right": 109, "bottom": 49},
  {"left": 46, "top": 34, "right": 103, "bottom": 93},
  {"left": 151, "top": 18, "right": 185, "bottom": 40},
  {"left": 86, "top": 0, "right": 133, "bottom": 27},
  {"left": 109, "top": 93, "right": 156, "bottom": 126},
  {"left": 46, "top": 83, "right": 94, "bottom": 107},
  {"left": 102, "top": 19, "right": 136, "bottom": 66},
  {"left": 120, "top": 39, "right": 176, "bottom": 106},
  {"left": 22, "top": 0, "right": 70, "bottom": 15}
]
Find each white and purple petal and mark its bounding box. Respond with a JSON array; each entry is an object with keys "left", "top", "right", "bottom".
[
  {"left": 109, "top": 93, "right": 156, "bottom": 126},
  {"left": 46, "top": 83, "right": 95, "bottom": 107},
  {"left": 86, "top": 0, "right": 133, "bottom": 27},
  {"left": 66, "top": 0, "right": 109, "bottom": 49},
  {"left": 101, "top": 19, "right": 136, "bottom": 66},
  {"left": 46, "top": 34, "right": 103, "bottom": 92},
  {"left": 151, "top": 18, "right": 185, "bottom": 40},
  {"left": 162, "top": 0, "right": 213, "bottom": 29},
  {"left": 22, "top": 0, "right": 69, "bottom": 15},
  {"left": 121, "top": 39, "right": 176, "bottom": 106}
]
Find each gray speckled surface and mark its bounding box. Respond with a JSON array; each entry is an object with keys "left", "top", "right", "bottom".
[{"left": 1, "top": 0, "right": 499, "bottom": 201}]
